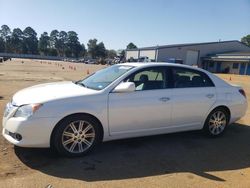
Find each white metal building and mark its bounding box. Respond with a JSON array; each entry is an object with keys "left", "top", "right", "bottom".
[{"left": 126, "top": 40, "right": 250, "bottom": 74}]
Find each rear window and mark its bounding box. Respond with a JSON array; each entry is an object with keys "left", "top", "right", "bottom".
[{"left": 172, "top": 67, "right": 214, "bottom": 88}]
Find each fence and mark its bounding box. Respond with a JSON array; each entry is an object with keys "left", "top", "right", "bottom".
[{"left": 0, "top": 53, "right": 64, "bottom": 61}]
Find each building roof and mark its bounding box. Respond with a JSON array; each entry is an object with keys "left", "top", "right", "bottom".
[
  {"left": 126, "top": 40, "right": 250, "bottom": 51},
  {"left": 203, "top": 51, "right": 250, "bottom": 62},
  {"left": 214, "top": 51, "right": 250, "bottom": 56}
]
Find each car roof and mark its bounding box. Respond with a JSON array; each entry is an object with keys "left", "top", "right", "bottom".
[{"left": 120, "top": 62, "right": 205, "bottom": 72}]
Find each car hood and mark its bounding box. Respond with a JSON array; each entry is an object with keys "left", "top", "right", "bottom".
[{"left": 12, "top": 81, "right": 98, "bottom": 106}]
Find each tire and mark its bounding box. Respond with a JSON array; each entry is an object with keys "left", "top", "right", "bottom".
[
  {"left": 203, "top": 107, "right": 229, "bottom": 137},
  {"left": 52, "top": 114, "right": 102, "bottom": 157}
]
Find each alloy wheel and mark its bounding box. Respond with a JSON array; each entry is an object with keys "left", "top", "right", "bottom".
[
  {"left": 208, "top": 111, "right": 227, "bottom": 135},
  {"left": 61, "top": 120, "right": 95, "bottom": 153}
]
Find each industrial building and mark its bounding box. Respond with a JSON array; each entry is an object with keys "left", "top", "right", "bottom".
[{"left": 126, "top": 40, "right": 250, "bottom": 75}]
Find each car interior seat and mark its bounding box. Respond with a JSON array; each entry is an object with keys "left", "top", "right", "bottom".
[
  {"left": 191, "top": 76, "right": 204, "bottom": 87},
  {"left": 136, "top": 74, "right": 149, "bottom": 90}
]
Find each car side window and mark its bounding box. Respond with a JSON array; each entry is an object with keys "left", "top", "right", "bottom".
[
  {"left": 126, "top": 67, "right": 168, "bottom": 91},
  {"left": 172, "top": 67, "right": 214, "bottom": 88}
]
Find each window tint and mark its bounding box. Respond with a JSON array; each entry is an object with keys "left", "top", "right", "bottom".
[
  {"left": 172, "top": 67, "right": 214, "bottom": 88},
  {"left": 126, "top": 67, "right": 168, "bottom": 91}
]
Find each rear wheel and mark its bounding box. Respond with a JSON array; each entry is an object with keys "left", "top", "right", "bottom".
[
  {"left": 52, "top": 114, "right": 102, "bottom": 157},
  {"left": 203, "top": 108, "right": 229, "bottom": 137}
]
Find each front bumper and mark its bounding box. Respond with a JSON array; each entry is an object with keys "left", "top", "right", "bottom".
[{"left": 2, "top": 116, "right": 60, "bottom": 148}]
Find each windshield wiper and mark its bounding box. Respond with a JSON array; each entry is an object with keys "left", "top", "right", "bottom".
[{"left": 73, "top": 81, "right": 87, "bottom": 88}]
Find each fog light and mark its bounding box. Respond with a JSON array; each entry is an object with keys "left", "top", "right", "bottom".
[
  {"left": 9, "top": 132, "right": 22, "bottom": 141},
  {"left": 15, "top": 133, "right": 22, "bottom": 141}
]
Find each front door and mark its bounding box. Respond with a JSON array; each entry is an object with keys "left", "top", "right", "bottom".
[{"left": 108, "top": 66, "right": 172, "bottom": 135}]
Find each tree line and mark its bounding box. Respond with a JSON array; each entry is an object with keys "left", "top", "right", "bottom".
[
  {"left": 0, "top": 24, "right": 138, "bottom": 59},
  {"left": 1, "top": 23, "right": 249, "bottom": 60}
]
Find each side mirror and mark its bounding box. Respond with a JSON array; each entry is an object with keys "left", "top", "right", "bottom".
[{"left": 113, "top": 82, "right": 135, "bottom": 93}]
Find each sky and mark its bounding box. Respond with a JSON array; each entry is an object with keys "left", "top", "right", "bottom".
[{"left": 0, "top": 0, "right": 250, "bottom": 50}]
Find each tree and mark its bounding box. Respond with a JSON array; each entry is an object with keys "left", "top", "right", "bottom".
[
  {"left": 107, "top": 49, "right": 117, "bottom": 59},
  {"left": 120, "top": 50, "right": 126, "bottom": 58},
  {"left": 96, "top": 42, "right": 107, "bottom": 58},
  {"left": 87, "top": 39, "right": 98, "bottom": 58},
  {"left": 117, "top": 49, "right": 126, "bottom": 60},
  {"left": 87, "top": 39, "right": 107, "bottom": 59},
  {"left": 0, "top": 37, "right": 4, "bottom": 52},
  {"left": 23, "top": 26, "right": 38, "bottom": 54},
  {"left": 49, "top": 30, "right": 59, "bottom": 49},
  {"left": 57, "top": 31, "right": 67, "bottom": 56},
  {"left": 48, "top": 48, "right": 58, "bottom": 56},
  {"left": 126, "top": 42, "right": 137, "bottom": 49},
  {"left": 38, "top": 32, "right": 50, "bottom": 55},
  {"left": 120, "top": 50, "right": 126, "bottom": 62},
  {"left": 0, "top": 25, "right": 11, "bottom": 52},
  {"left": 11, "top": 28, "right": 23, "bottom": 53},
  {"left": 80, "top": 43, "right": 86, "bottom": 57},
  {"left": 241, "top": 35, "right": 250, "bottom": 47},
  {"left": 48, "top": 30, "right": 59, "bottom": 56},
  {"left": 66, "top": 31, "right": 82, "bottom": 58},
  {"left": 0, "top": 25, "right": 11, "bottom": 40}
]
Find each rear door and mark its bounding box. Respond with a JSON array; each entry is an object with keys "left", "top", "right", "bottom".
[{"left": 170, "top": 67, "right": 216, "bottom": 129}]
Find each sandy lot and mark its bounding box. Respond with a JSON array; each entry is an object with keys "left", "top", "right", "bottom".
[{"left": 0, "top": 59, "right": 250, "bottom": 188}]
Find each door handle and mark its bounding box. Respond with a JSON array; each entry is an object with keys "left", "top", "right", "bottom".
[
  {"left": 159, "top": 97, "right": 170, "bottom": 102},
  {"left": 206, "top": 94, "right": 214, "bottom": 98}
]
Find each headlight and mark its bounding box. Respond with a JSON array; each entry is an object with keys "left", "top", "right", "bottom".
[{"left": 14, "top": 104, "right": 43, "bottom": 118}]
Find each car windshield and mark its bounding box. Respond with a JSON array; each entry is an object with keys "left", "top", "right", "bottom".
[{"left": 75, "top": 65, "right": 134, "bottom": 90}]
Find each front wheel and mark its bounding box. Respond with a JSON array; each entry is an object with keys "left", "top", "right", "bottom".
[
  {"left": 52, "top": 115, "right": 102, "bottom": 157},
  {"left": 203, "top": 108, "right": 229, "bottom": 137}
]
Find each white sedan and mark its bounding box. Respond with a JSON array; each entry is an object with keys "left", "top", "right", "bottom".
[{"left": 2, "top": 63, "right": 247, "bottom": 157}]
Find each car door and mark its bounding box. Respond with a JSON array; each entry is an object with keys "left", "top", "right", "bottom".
[
  {"left": 170, "top": 67, "right": 216, "bottom": 129},
  {"left": 108, "top": 66, "right": 172, "bottom": 136}
]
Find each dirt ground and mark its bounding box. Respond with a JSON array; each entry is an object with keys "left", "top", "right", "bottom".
[{"left": 0, "top": 59, "right": 250, "bottom": 188}]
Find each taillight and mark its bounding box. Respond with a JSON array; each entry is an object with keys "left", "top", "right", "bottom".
[{"left": 239, "top": 89, "right": 246, "bottom": 98}]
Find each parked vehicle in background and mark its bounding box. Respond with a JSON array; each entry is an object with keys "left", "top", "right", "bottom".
[
  {"left": 77, "top": 58, "right": 85, "bottom": 63},
  {"left": 113, "top": 56, "right": 126, "bottom": 64},
  {"left": 104, "top": 58, "right": 113, "bottom": 65},
  {"left": 138, "top": 56, "right": 151, "bottom": 62},
  {"left": 0, "top": 57, "right": 11, "bottom": 62},
  {"left": 84, "top": 59, "right": 96, "bottom": 64},
  {"left": 2, "top": 63, "right": 247, "bottom": 157}
]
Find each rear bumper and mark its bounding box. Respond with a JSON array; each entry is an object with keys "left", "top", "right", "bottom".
[{"left": 229, "top": 100, "right": 248, "bottom": 124}]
